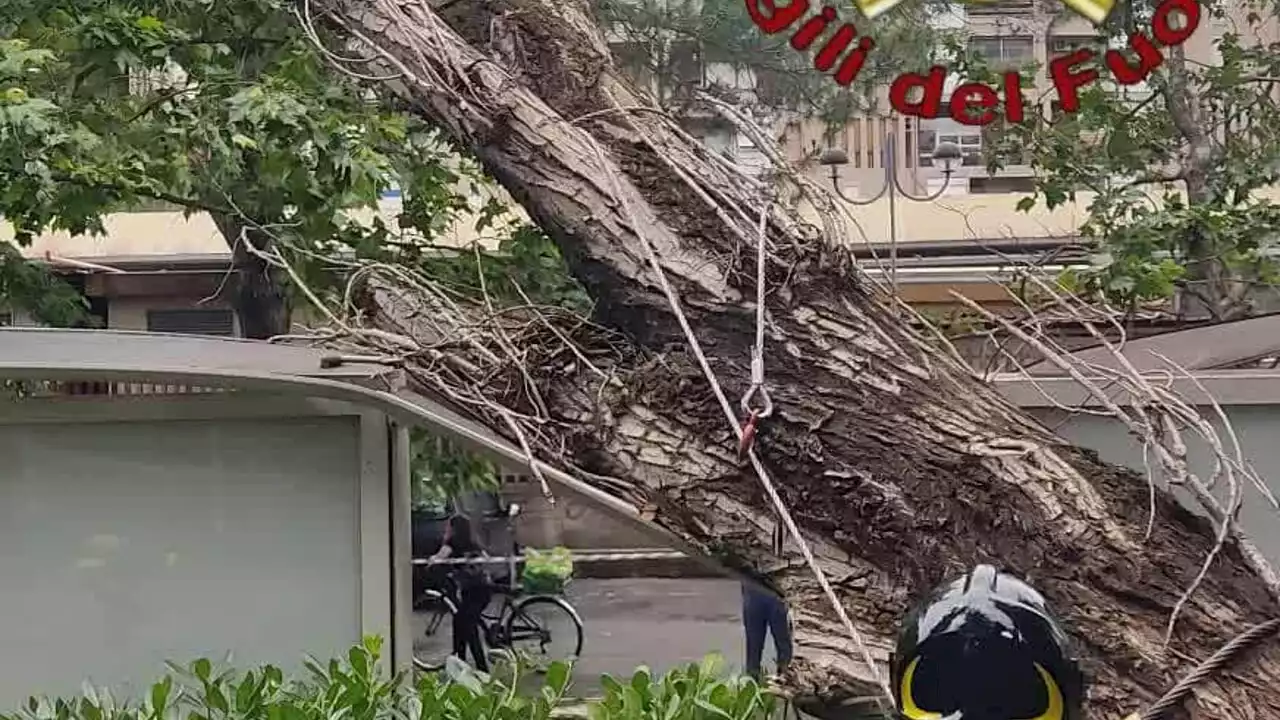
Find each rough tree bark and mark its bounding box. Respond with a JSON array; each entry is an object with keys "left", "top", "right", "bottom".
[
  {"left": 209, "top": 215, "right": 291, "bottom": 339},
  {"left": 309, "top": 1, "right": 1280, "bottom": 717}
]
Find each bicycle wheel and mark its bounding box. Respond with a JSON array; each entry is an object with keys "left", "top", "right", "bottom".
[
  {"left": 505, "top": 595, "right": 584, "bottom": 669},
  {"left": 412, "top": 589, "right": 459, "bottom": 671}
]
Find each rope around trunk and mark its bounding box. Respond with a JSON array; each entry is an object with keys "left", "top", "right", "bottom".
[{"left": 1129, "top": 617, "right": 1280, "bottom": 720}]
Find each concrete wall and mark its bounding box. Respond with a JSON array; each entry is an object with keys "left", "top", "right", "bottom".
[
  {"left": 107, "top": 297, "right": 238, "bottom": 332},
  {"left": 1031, "top": 405, "right": 1280, "bottom": 567},
  {"left": 500, "top": 478, "right": 657, "bottom": 551}
]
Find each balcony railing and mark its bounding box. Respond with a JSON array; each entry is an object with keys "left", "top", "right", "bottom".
[{"left": 967, "top": 0, "right": 1033, "bottom": 14}]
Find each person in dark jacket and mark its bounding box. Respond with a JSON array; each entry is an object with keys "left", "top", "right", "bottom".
[
  {"left": 431, "top": 514, "right": 493, "bottom": 671},
  {"left": 741, "top": 580, "right": 793, "bottom": 681}
]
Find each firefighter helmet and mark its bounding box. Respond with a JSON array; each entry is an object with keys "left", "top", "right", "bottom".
[{"left": 889, "top": 565, "right": 1084, "bottom": 720}]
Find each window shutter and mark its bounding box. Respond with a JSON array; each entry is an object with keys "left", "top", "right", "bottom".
[{"left": 145, "top": 309, "right": 236, "bottom": 337}]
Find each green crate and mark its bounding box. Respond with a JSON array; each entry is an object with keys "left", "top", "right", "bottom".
[{"left": 521, "top": 546, "right": 574, "bottom": 595}]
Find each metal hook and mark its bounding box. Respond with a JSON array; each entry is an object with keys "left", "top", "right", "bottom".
[{"left": 740, "top": 383, "right": 773, "bottom": 420}]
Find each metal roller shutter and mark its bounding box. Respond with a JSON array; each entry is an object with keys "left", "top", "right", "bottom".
[{"left": 145, "top": 309, "right": 236, "bottom": 336}]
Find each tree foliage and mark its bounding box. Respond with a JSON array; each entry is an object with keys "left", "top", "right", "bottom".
[
  {"left": 1, "top": 0, "right": 592, "bottom": 495},
  {"left": 594, "top": 0, "right": 954, "bottom": 135},
  {"left": 0, "top": 635, "right": 768, "bottom": 720},
  {"left": 0, "top": 0, "right": 488, "bottom": 331},
  {"left": 409, "top": 431, "right": 501, "bottom": 510},
  {"left": 980, "top": 0, "right": 1280, "bottom": 321}
]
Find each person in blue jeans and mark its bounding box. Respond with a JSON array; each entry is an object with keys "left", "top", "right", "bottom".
[{"left": 741, "top": 580, "right": 793, "bottom": 681}]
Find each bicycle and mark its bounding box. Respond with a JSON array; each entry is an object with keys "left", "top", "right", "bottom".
[{"left": 412, "top": 504, "right": 585, "bottom": 672}]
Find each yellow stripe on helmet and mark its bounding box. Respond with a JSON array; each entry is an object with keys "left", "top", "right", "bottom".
[
  {"left": 899, "top": 657, "right": 942, "bottom": 720},
  {"left": 898, "top": 658, "right": 1064, "bottom": 720}
]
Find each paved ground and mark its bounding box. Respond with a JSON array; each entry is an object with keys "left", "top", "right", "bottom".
[{"left": 412, "top": 577, "right": 788, "bottom": 696}]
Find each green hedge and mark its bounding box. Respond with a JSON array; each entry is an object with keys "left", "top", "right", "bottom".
[{"left": 1, "top": 637, "right": 778, "bottom": 720}]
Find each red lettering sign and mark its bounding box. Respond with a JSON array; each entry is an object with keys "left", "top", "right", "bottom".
[{"left": 743, "top": 0, "right": 1200, "bottom": 125}]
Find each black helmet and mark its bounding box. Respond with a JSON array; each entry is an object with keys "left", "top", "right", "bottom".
[{"left": 889, "top": 565, "right": 1084, "bottom": 720}]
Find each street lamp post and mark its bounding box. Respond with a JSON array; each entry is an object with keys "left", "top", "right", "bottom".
[{"left": 819, "top": 135, "right": 962, "bottom": 298}]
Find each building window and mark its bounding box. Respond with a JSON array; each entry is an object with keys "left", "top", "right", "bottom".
[
  {"left": 146, "top": 309, "right": 236, "bottom": 337},
  {"left": 918, "top": 128, "right": 936, "bottom": 167},
  {"left": 967, "top": 0, "right": 1031, "bottom": 14},
  {"left": 702, "top": 127, "right": 735, "bottom": 158},
  {"left": 1047, "top": 35, "right": 1104, "bottom": 58},
  {"left": 969, "top": 36, "right": 1035, "bottom": 68},
  {"left": 920, "top": 130, "right": 982, "bottom": 167},
  {"left": 969, "top": 176, "right": 1037, "bottom": 194},
  {"left": 936, "top": 133, "right": 984, "bottom": 166}
]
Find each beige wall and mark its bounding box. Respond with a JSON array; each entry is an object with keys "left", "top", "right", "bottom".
[
  {"left": 15, "top": 184, "right": 1280, "bottom": 261},
  {"left": 8, "top": 211, "right": 227, "bottom": 259},
  {"left": 106, "top": 297, "right": 237, "bottom": 333},
  {"left": 0, "top": 188, "right": 1114, "bottom": 260},
  {"left": 805, "top": 185, "right": 1280, "bottom": 245},
  {"left": 6, "top": 194, "right": 520, "bottom": 263}
]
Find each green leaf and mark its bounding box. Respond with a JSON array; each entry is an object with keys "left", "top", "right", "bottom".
[
  {"left": 693, "top": 700, "right": 732, "bottom": 720},
  {"left": 630, "top": 666, "right": 652, "bottom": 701},
  {"left": 545, "top": 661, "right": 571, "bottom": 697},
  {"left": 600, "top": 674, "right": 624, "bottom": 700},
  {"left": 150, "top": 676, "right": 172, "bottom": 714},
  {"left": 348, "top": 645, "right": 369, "bottom": 677},
  {"left": 234, "top": 673, "right": 256, "bottom": 711},
  {"left": 134, "top": 15, "right": 164, "bottom": 32},
  {"left": 1105, "top": 126, "right": 1137, "bottom": 157},
  {"left": 203, "top": 681, "right": 229, "bottom": 714},
  {"left": 1106, "top": 274, "right": 1136, "bottom": 293}
]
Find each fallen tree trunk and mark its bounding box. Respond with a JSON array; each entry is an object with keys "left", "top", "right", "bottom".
[{"left": 309, "top": 1, "right": 1280, "bottom": 716}]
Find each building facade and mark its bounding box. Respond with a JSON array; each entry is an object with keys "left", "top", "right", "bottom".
[
  {"left": 634, "top": 0, "right": 1278, "bottom": 199},
  {"left": 7, "top": 2, "right": 1279, "bottom": 336}
]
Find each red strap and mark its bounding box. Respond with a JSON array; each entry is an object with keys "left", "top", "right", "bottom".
[{"left": 738, "top": 410, "right": 760, "bottom": 459}]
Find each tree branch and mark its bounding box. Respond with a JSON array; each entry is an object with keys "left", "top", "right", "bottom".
[{"left": 48, "top": 171, "right": 237, "bottom": 218}]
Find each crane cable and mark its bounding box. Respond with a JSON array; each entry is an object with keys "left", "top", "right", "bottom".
[
  {"left": 589, "top": 142, "right": 896, "bottom": 713},
  {"left": 740, "top": 193, "right": 784, "bottom": 557}
]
